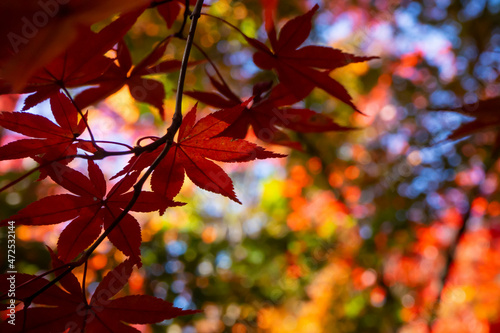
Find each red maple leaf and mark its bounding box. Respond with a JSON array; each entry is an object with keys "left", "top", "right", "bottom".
[
  {"left": 74, "top": 38, "right": 201, "bottom": 118},
  {"left": 9, "top": 10, "right": 143, "bottom": 111},
  {"left": 243, "top": 4, "right": 377, "bottom": 112},
  {"left": 113, "top": 102, "right": 284, "bottom": 203},
  {"left": 0, "top": 0, "right": 151, "bottom": 92},
  {"left": 185, "top": 74, "right": 352, "bottom": 149},
  {"left": 0, "top": 92, "right": 95, "bottom": 166},
  {"left": 0, "top": 256, "right": 199, "bottom": 332},
  {"left": 259, "top": 0, "right": 278, "bottom": 32},
  {"left": 0, "top": 160, "right": 182, "bottom": 262},
  {"left": 156, "top": 0, "right": 198, "bottom": 28}
]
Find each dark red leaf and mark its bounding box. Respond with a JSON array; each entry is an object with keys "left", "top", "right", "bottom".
[
  {"left": 0, "top": 0, "right": 149, "bottom": 92},
  {"left": 91, "top": 259, "right": 134, "bottom": 305},
  {"left": 116, "top": 103, "right": 283, "bottom": 203},
  {"left": 0, "top": 194, "right": 95, "bottom": 227},
  {"left": 47, "top": 247, "right": 83, "bottom": 297},
  {"left": 57, "top": 209, "right": 103, "bottom": 262},
  {"left": 150, "top": 146, "right": 186, "bottom": 203},
  {"left": 0, "top": 256, "right": 197, "bottom": 332},
  {"left": 0, "top": 93, "right": 93, "bottom": 166},
  {"left": 184, "top": 90, "right": 237, "bottom": 109},
  {"left": 128, "top": 77, "right": 166, "bottom": 116},
  {"left": 157, "top": 0, "right": 207, "bottom": 29},
  {"left": 188, "top": 79, "right": 351, "bottom": 149},
  {"left": 111, "top": 191, "right": 186, "bottom": 213},
  {"left": 88, "top": 159, "right": 107, "bottom": 198},
  {"left": 74, "top": 39, "right": 201, "bottom": 117},
  {"left": 6, "top": 9, "right": 145, "bottom": 111},
  {"left": 273, "top": 4, "right": 318, "bottom": 53},
  {"left": 153, "top": 104, "right": 283, "bottom": 202},
  {"left": 102, "top": 209, "right": 142, "bottom": 263},
  {"left": 0, "top": 306, "right": 82, "bottom": 333},
  {"left": 102, "top": 295, "right": 200, "bottom": 323},
  {"left": 259, "top": 0, "right": 278, "bottom": 32},
  {"left": 180, "top": 151, "right": 241, "bottom": 203},
  {"left": 158, "top": 1, "right": 182, "bottom": 28},
  {"left": 247, "top": 5, "right": 377, "bottom": 111},
  {"left": 0, "top": 273, "right": 80, "bottom": 308},
  {"left": 2, "top": 160, "right": 172, "bottom": 261}
]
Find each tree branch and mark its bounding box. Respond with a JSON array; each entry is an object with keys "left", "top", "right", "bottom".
[{"left": 11, "top": 1, "right": 206, "bottom": 325}]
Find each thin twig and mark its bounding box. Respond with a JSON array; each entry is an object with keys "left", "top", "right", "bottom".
[
  {"left": 59, "top": 85, "right": 101, "bottom": 151},
  {"left": 40, "top": 67, "right": 100, "bottom": 150},
  {"left": 202, "top": 13, "right": 249, "bottom": 41},
  {"left": 0, "top": 151, "right": 132, "bottom": 194},
  {"left": 174, "top": 0, "right": 192, "bottom": 38},
  {"left": 191, "top": 39, "right": 235, "bottom": 95},
  {"left": 91, "top": 140, "right": 134, "bottom": 150}
]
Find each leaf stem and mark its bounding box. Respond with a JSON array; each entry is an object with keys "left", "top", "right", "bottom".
[
  {"left": 40, "top": 67, "right": 100, "bottom": 151},
  {"left": 202, "top": 13, "right": 250, "bottom": 42},
  {"left": 190, "top": 38, "right": 235, "bottom": 97},
  {"left": 59, "top": 85, "right": 101, "bottom": 151},
  {"left": 90, "top": 140, "right": 134, "bottom": 150},
  {"left": 0, "top": 152, "right": 131, "bottom": 194}
]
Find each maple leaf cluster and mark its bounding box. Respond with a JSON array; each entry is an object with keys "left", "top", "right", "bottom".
[
  {"left": 0, "top": 1, "right": 376, "bottom": 331},
  {"left": 0, "top": 250, "right": 199, "bottom": 332},
  {"left": 0, "top": 93, "right": 94, "bottom": 167}
]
